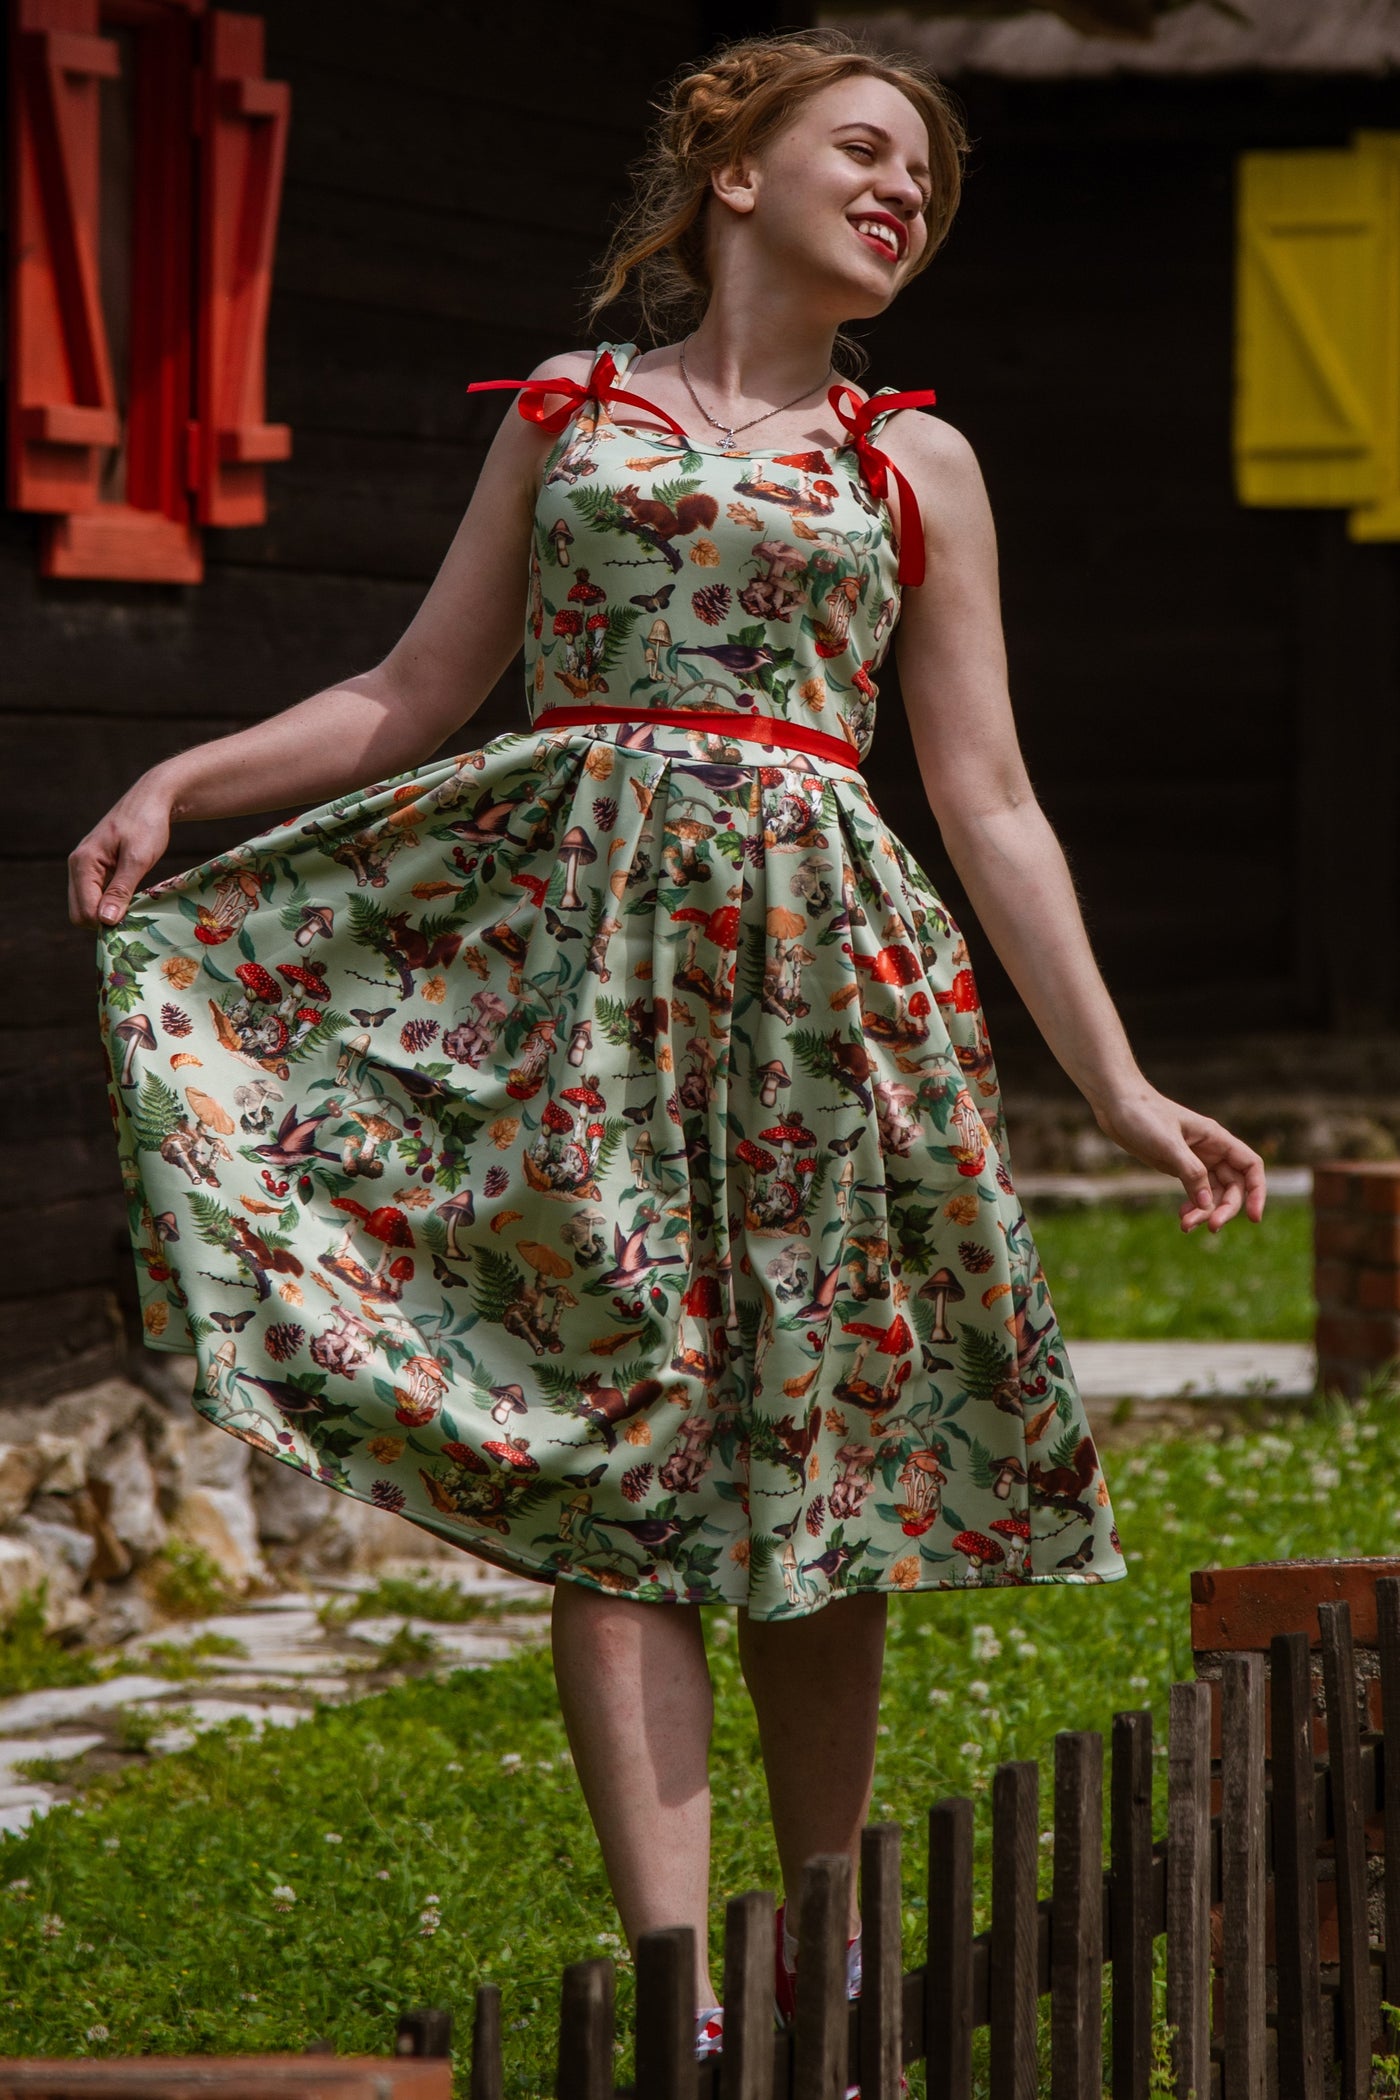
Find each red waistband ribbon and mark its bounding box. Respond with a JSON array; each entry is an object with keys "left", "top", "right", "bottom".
[{"left": 532, "top": 702, "right": 863, "bottom": 772}]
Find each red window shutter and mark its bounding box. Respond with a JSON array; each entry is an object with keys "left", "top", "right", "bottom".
[
  {"left": 193, "top": 9, "right": 291, "bottom": 528},
  {"left": 7, "top": 0, "right": 122, "bottom": 514}
]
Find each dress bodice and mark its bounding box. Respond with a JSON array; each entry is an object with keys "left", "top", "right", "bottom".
[{"left": 517, "top": 342, "right": 919, "bottom": 765}]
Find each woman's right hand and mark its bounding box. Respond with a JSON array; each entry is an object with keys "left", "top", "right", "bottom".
[{"left": 68, "top": 771, "right": 175, "bottom": 930}]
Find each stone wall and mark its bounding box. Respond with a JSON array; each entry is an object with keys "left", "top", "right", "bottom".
[{"left": 0, "top": 1362, "right": 459, "bottom": 1640}]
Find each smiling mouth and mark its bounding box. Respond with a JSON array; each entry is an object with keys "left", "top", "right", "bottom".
[{"left": 850, "top": 216, "right": 904, "bottom": 263}]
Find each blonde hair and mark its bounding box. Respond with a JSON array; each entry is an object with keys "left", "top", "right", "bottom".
[{"left": 584, "top": 27, "right": 969, "bottom": 375}]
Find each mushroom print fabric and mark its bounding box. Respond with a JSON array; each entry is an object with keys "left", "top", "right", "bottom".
[{"left": 96, "top": 340, "right": 1125, "bottom": 1618}]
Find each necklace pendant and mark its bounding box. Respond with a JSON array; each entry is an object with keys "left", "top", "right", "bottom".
[{"left": 719, "top": 429, "right": 736, "bottom": 451}]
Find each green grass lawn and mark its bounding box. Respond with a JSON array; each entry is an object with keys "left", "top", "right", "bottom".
[
  {"left": 0, "top": 1371, "right": 1392, "bottom": 2090},
  {"left": 1028, "top": 1195, "right": 1313, "bottom": 1340}
]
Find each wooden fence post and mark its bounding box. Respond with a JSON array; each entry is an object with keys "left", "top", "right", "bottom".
[
  {"left": 925, "top": 1798, "right": 974, "bottom": 2100},
  {"left": 398, "top": 2006, "right": 454, "bottom": 2058},
  {"left": 1221, "top": 1653, "right": 1267, "bottom": 2100},
  {"left": 720, "top": 1891, "right": 774, "bottom": 2100},
  {"left": 859, "top": 1822, "right": 903, "bottom": 2100},
  {"left": 1050, "top": 1730, "right": 1103, "bottom": 2100},
  {"left": 989, "top": 1759, "right": 1039, "bottom": 2100},
  {"left": 468, "top": 1990, "right": 501, "bottom": 2100},
  {"left": 1166, "top": 1682, "right": 1211, "bottom": 2100},
  {"left": 1318, "top": 1599, "right": 1372, "bottom": 2100},
  {"left": 793, "top": 1853, "right": 852, "bottom": 2100},
  {"left": 1270, "top": 1629, "right": 1323, "bottom": 2100},
  {"left": 636, "top": 1925, "right": 698, "bottom": 2100},
  {"left": 1379, "top": 1576, "right": 1400, "bottom": 2017},
  {"left": 1110, "top": 1710, "right": 1154, "bottom": 2100},
  {"left": 557, "top": 1958, "right": 615, "bottom": 2100}
]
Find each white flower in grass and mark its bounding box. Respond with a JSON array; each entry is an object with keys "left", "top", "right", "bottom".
[
  {"left": 41, "top": 1915, "right": 63, "bottom": 1939},
  {"left": 375, "top": 1869, "right": 391, "bottom": 1881},
  {"left": 86, "top": 2024, "right": 109, "bottom": 2042},
  {"left": 102, "top": 1837, "right": 120, "bottom": 1853},
  {"left": 500, "top": 1752, "right": 522, "bottom": 1768},
  {"left": 1039, "top": 1831, "right": 1055, "bottom": 1849},
  {"left": 419, "top": 1910, "right": 440, "bottom": 1937},
  {"left": 959, "top": 1741, "right": 983, "bottom": 1761},
  {"left": 970, "top": 1623, "right": 1002, "bottom": 1661},
  {"left": 1128, "top": 1675, "right": 1150, "bottom": 1692},
  {"left": 597, "top": 1931, "right": 622, "bottom": 1948},
  {"left": 968, "top": 1679, "right": 991, "bottom": 1702},
  {"left": 1311, "top": 1464, "right": 1340, "bottom": 1491},
  {"left": 324, "top": 1832, "right": 343, "bottom": 1844},
  {"left": 271, "top": 1884, "right": 296, "bottom": 1912},
  {"left": 927, "top": 1687, "right": 950, "bottom": 1706}
]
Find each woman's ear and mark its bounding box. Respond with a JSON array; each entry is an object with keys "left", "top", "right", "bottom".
[{"left": 710, "top": 157, "right": 758, "bottom": 217}]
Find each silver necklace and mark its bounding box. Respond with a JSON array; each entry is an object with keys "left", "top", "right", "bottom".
[{"left": 677, "top": 334, "right": 835, "bottom": 452}]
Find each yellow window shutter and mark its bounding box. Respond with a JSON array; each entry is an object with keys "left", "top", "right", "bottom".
[
  {"left": 1347, "top": 133, "right": 1400, "bottom": 540},
  {"left": 1235, "top": 142, "right": 1396, "bottom": 508}
]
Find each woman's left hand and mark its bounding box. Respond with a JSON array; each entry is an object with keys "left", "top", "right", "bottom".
[{"left": 1090, "top": 1085, "right": 1267, "bottom": 1233}]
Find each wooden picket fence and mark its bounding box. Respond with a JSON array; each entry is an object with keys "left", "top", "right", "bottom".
[{"left": 466, "top": 1577, "right": 1400, "bottom": 2100}]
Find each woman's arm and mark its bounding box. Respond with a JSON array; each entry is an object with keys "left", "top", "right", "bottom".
[
  {"left": 887, "top": 412, "right": 1265, "bottom": 1234},
  {"left": 68, "top": 349, "right": 594, "bottom": 929}
]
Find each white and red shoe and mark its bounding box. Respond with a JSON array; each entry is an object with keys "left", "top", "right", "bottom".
[
  {"left": 774, "top": 1903, "right": 905, "bottom": 2098},
  {"left": 695, "top": 2005, "right": 725, "bottom": 2061}
]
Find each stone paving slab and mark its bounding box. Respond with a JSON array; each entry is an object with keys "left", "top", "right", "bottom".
[
  {"left": 145, "top": 1700, "right": 308, "bottom": 1756},
  {"left": 348, "top": 1615, "right": 546, "bottom": 1666},
  {"left": 1020, "top": 1166, "right": 1312, "bottom": 1204},
  {"left": 0, "top": 1732, "right": 103, "bottom": 1783},
  {"left": 197, "top": 1648, "right": 353, "bottom": 1679},
  {"left": 1066, "top": 1338, "right": 1315, "bottom": 1403},
  {"left": 0, "top": 1674, "right": 174, "bottom": 1734},
  {"left": 201, "top": 1672, "right": 355, "bottom": 1699}
]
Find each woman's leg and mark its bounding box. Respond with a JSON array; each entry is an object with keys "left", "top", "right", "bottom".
[
  {"left": 551, "top": 1580, "right": 718, "bottom": 2004},
  {"left": 737, "top": 1591, "right": 888, "bottom": 1936}
]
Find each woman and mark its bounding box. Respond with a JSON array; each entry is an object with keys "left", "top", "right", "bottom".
[{"left": 71, "top": 27, "right": 1264, "bottom": 2060}]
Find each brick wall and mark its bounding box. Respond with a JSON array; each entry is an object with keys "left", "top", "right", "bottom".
[{"left": 1313, "top": 1162, "right": 1400, "bottom": 1397}]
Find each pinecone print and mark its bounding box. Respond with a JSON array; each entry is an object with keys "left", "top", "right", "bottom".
[
  {"left": 160, "top": 1003, "right": 191, "bottom": 1037},
  {"left": 691, "top": 583, "right": 731, "bottom": 625},
  {"left": 592, "top": 795, "right": 618, "bottom": 831},
  {"left": 621, "top": 1463, "right": 654, "bottom": 1503},
  {"left": 805, "top": 1495, "right": 827, "bottom": 1537},
  {"left": 371, "top": 1479, "right": 407, "bottom": 1512},
  {"left": 484, "top": 1165, "right": 510, "bottom": 1198},
  {"left": 400, "top": 1018, "right": 440, "bottom": 1054},
  {"left": 263, "top": 1323, "right": 305, "bottom": 1362},
  {"left": 958, "top": 1241, "right": 995, "bottom": 1274}
]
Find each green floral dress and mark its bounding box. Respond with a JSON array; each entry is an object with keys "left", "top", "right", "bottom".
[{"left": 96, "top": 339, "right": 1126, "bottom": 1618}]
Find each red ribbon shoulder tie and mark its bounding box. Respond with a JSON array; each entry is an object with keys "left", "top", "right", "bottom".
[
  {"left": 828, "top": 383, "right": 938, "bottom": 588},
  {"left": 466, "top": 349, "right": 692, "bottom": 445}
]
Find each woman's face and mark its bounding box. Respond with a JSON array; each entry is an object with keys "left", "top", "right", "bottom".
[{"left": 718, "top": 75, "right": 933, "bottom": 316}]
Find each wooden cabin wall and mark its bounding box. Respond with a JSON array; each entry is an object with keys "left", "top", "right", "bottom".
[
  {"left": 0, "top": 0, "right": 709, "bottom": 1403},
  {"left": 861, "top": 69, "right": 1400, "bottom": 1089},
  {"left": 4, "top": 25, "right": 1399, "bottom": 1402}
]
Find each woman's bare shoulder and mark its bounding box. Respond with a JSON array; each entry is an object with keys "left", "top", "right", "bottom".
[
  {"left": 521, "top": 347, "right": 598, "bottom": 386},
  {"left": 884, "top": 408, "right": 992, "bottom": 535}
]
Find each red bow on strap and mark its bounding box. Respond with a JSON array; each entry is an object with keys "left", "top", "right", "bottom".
[
  {"left": 466, "top": 350, "right": 692, "bottom": 445},
  {"left": 828, "top": 383, "right": 938, "bottom": 588}
]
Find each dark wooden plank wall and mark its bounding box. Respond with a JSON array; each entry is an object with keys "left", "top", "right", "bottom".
[
  {"left": 0, "top": 0, "right": 710, "bottom": 1402},
  {"left": 865, "top": 70, "right": 1400, "bottom": 1076},
  {"left": 4, "top": 36, "right": 1399, "bottom": 1400}
]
